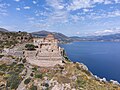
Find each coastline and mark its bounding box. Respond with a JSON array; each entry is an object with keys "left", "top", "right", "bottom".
[
  {"left": 63, "top": 41, "right": 119, "bottom": 82},
  {"left": 74, "top": 61, "right": 120, "bottom": 84}
]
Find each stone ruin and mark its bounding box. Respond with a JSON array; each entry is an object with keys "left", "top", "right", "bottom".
[{"left": 25, "top": 34, "right": 64, "bottom": 67}]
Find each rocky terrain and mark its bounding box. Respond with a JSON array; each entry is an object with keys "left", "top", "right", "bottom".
[
  {"left": 0, "top": 54, "right": 120, "bottom": 90},
  {"left": 0, "top": 30, "right": 32, "bottom": 50}
]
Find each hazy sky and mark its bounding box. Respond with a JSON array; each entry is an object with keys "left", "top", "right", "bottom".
[{"left": 0, "top": 0, "right": 120, "bottom": 36}]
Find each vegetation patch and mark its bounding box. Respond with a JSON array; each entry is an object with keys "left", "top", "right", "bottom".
[
  {"left": 25, "top": 44, "right": 36, "bottom": 50},
  {"left": 6, "top": 73, "right": 22, "bottom": 89},
  {"left": 0, "top": 62, "right": 24, "bottom": 89},
  {"left": 32, "top": 67, "right": 37, "bottom": 71},
  {"left": 0, "top": 64, "right": 8, "bottom": 71},
  {"left": 0, "top": 31, "right": 32, "bottom": 48},
  {"left": 35, "top": 73, "right": 43, "bottom": 79},
  {"left": 76, "top": 77, "right": 86, "bottom": 88},
  {"left": 0, "top": 55, "right": 4, "bottom": 58},
  {"left": 24, "top": 78, "right": 31, "bottom": 84}
]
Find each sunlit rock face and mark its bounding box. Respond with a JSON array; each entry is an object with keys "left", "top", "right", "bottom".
[{"left": 25, "top": 34, "right": 64, "bottom": 67}]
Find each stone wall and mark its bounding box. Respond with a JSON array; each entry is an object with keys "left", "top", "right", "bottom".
[{"left": 26, "top": 57, "right": 63, "bottom": 67}]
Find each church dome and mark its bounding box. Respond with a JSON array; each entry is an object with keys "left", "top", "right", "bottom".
[{"left": 45, "top": 34, "right": 55, "bottom": 40}]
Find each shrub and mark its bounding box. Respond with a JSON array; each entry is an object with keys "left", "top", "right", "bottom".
[
  {"left": 32, "top": 67, "right": 37, "bottom": 71},
  {"left": 22, "top": 59, "right": 26, "bottom": 63},
  {"left": 64, "top": 56, "right": 71, "bottom": 62},
  {"left": 0, "top": 55, "right": 4, "bottom": 58},
  {"left": 24, "top": 78, "right": 31, "bottom": 84},
  {"left": 35, "top": 73, "right": 43, "bottom": 79},
  {"left": 44, "top": 83, "right": 49, "bottom": 87},
  {"left": 25, "top": 44, "right": 35, "bottom": 50},
  {"left": 35, "top": 46, "right": 38, "bottom": 48},
  {"left": 30, "top": 73, "right": 34, "bottom": 77}
]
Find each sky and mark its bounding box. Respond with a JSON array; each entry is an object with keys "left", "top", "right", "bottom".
[{"left": 0, "top": 0, "right": 120, "bottom": 36}]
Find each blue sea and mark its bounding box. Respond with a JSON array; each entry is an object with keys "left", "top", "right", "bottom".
[{"left": 60, "top": 42, "right": 120, "bottom": 82}]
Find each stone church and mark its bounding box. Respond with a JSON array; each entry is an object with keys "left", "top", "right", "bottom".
[{"left": 25, "top": 34, "right": 64, "bottom": 67}]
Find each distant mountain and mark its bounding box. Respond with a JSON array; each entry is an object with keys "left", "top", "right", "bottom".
[
  {"left": 94, "top": 33, "right": 120, "bottom": 41},
  {"left": 32, "top": 31, "right": 120, "bottom": 42},
  {"left": 70, "top": 33, "right": 120, "bottom": 42},
  {"left": 31, "top": 30, "right": 73, "bottom": 43},
  {"left": 70, "top": 36, "right": 85, "bottom": 41},
  {"left": 0, "top": 28, "right": 9, "bottom": 32}
]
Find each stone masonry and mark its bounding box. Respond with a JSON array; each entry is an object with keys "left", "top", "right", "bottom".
[{"left": 25, "top": 34, "right": 64, "bottom": 67}]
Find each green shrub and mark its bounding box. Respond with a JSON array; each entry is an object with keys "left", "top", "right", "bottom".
[
  {"left": 35, "top": 74, "right": 43, "bottom": 79},
  {"left": 32, "top": 67, "right": 37, "bottom": 71},
  {"left": 24, "top": 78, "right": 31, "bottom": 84},
  {"left": 0, "top": 55, "right": 4, "bottom": 58},
  {"left": 64, "top": 56, "right": 71, "bottom": 62},
  {"left": 25, "top": 44, "right": 35, "bottom": 50}
]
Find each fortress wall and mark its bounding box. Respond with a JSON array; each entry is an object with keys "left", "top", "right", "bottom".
[{"left": 26, "top": 57, "right": 63, "bottom": 67}]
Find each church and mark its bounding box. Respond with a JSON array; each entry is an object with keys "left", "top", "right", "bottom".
[{"left": 25, "top": 34, "right": 64, "bottom": 67}]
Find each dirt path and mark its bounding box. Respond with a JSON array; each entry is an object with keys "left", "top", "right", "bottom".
[{"left": 17, "top": 65, "right": 32, "bottom": 90}]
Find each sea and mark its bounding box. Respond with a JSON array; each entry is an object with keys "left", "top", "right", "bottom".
[{"left": 60, "top": 41, "right": 120, "bottom": 82}]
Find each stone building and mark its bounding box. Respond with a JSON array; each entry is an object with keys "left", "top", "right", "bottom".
[{"left": 25, "top": 34, "right": 64, "bottom": 67}]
